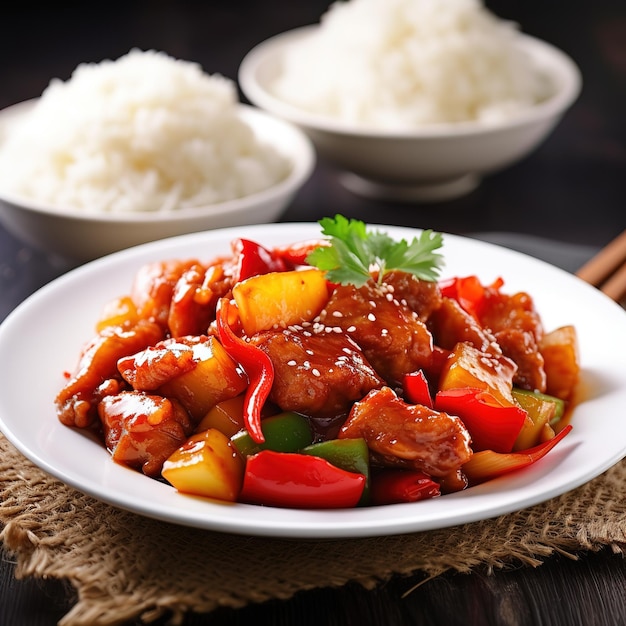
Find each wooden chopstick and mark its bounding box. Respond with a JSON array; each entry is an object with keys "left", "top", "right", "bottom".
[{"left": 576, "top": 229, "right": 626, "bottom": 302}]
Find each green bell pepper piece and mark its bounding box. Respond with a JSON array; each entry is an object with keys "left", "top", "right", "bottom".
[
  {"left": 512, "top": 388, "right": 565, "bottom": 425},
  {"left": 231, "top": 411, "right": 313, "bottom": 457}
]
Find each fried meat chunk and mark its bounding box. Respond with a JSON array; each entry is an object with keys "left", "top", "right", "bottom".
[
  {"left": 479, "top": 290, "right": 546, "bottom": 392},
  {"left": 339, "top": 386, "right": 472, "bottom": 477},
  {"left": 252, "top": 326, "right": 384, "bottom": 419},
  {"left": 428, "top": 297, "right": 501, "bottom": 354},
  {"left": 55, "top": 319, "right": 165, "bottom": 429},
  {"left": 318, "top": 280, "right": 434, "bottom": 387},
  {"left": 99, "top": 391, "right": 193, "bottom": 477},
  {"left": 382, "top": 270, "right": 443, "bottom": 322}
]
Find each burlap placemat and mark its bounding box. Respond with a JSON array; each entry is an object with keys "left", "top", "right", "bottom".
[{"left": 1, "top": 432, "right": 626, "bottom": 626}]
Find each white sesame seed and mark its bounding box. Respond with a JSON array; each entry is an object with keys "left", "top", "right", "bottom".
[
  {"left": 312, "top": 368, "right": 321, "bottom": 377},
  {"left": 332, "top": 310, "right": 343, "bottom": 317},
  {"left": 333, "top": 326, "right": 343, "bottom": 333},
  {"left": 287, "top": 360, "right": 297, "bottom": 366},
  {"left": 347, "top": 325, "right": 356, "bottom": 332},
  {"left": 367, "top": 313, "right": 376, "bottom": 322}
]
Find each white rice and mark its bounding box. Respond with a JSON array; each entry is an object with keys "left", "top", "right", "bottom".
[
  {"left": 0, "top": 49, "right": 291, "bottom": 214},
  {"left": 271, "top": 0, "right": 552, "bottom": 128}
]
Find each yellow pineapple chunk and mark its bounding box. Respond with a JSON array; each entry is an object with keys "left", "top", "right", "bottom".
[
  {"left": 540, "top": 325, "right": 580, "bottom": 401},
  {"left": 162, "top": 429, "right": 244, "bottom": 502},
  {"left": 96, "top": 296, "right": 138, "bottom": 332},
  {"left": 159, "top": 337, "right": 247, "bottom": 421},
  {"left": 195, "top": 395, "right": 246, "bottom": 437},
  {"left": 232, "top": 268, "right": 329, "bottom": 336},
  {"left": 438, "top": 342, "right": 518, "bottom": 407}
]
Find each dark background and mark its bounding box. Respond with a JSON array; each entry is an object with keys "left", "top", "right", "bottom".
[{"left": 1, "top": 0, "right": 624, "bottom": 250}]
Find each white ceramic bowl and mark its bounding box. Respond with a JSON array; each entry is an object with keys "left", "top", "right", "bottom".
[
  {"left": 239, "top": 26, "right": 582, "bottom": 202},
  {"left": 0, "top": 100, "right": 315, "bottom": 262}
]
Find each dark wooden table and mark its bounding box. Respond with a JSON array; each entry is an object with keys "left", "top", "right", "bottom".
[{"left": 1, "top": 1, "right": 625, "bottom": 624}]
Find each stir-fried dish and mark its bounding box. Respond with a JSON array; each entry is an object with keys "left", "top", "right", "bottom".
[{"left": 55, "top": 216, "right": 579, "bottom": 509}]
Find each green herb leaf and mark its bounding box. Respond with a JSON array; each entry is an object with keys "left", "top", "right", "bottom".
[{"left": 306, "top": 215, "right": 445, "bottom": 287}]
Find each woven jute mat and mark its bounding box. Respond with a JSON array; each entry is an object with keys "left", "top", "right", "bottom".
[{"left": 2, "top": 432, "right": 626, "bottom": 626}]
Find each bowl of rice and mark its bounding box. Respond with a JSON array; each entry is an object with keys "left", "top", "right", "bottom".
[
  {"left": 239, "top": 0, "right": 581, "bottom": 202},
  {"left": 0, "top": 50, "right": 315, "bottom": 261}
]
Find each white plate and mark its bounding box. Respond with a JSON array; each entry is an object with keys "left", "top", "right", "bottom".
[{"left": 1, "top": 223, "right": 625, "bottom": 539}]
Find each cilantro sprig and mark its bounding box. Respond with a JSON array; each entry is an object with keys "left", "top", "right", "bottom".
[{"left": 306, "top": 215, "right": 444, "bottom": 287}]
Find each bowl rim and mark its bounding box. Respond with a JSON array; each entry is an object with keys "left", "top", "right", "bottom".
[
  {"left": 0, "top": 100, "right": 316, "bottom": 224},
  {"left": 238, "top": 25, "right": 583, "bottom": 139}
]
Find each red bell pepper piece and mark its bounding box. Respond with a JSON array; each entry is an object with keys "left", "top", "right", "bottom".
[
  {"left": 271, "top": 238, "right": 330, "bottom": 268},
  {"left": 439, "top": 275, "right": 504, "bottom": 320},
  {"left": 402, "top": 370, "right": 433, "bottom": 408},
  {"left": 271, "top": 239, "right": 340, "bottom": 292},
  {"left": 462, "top": 425, "right": 573, "bottom": 485},
  {"left": 370, "top": 469, "right": 440, "bottom": 505},
  {"left": 435, "top": 387, "right": 528, "bottom": 454},
  {"left": 240, "top": 450, "right": 366, "bottom": 509},
  {"left": 215, "top": 297, "right": 273, "bottom": 444},
  {"left": 232, "top": 238, "right": 287, "bottom": 283}
]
